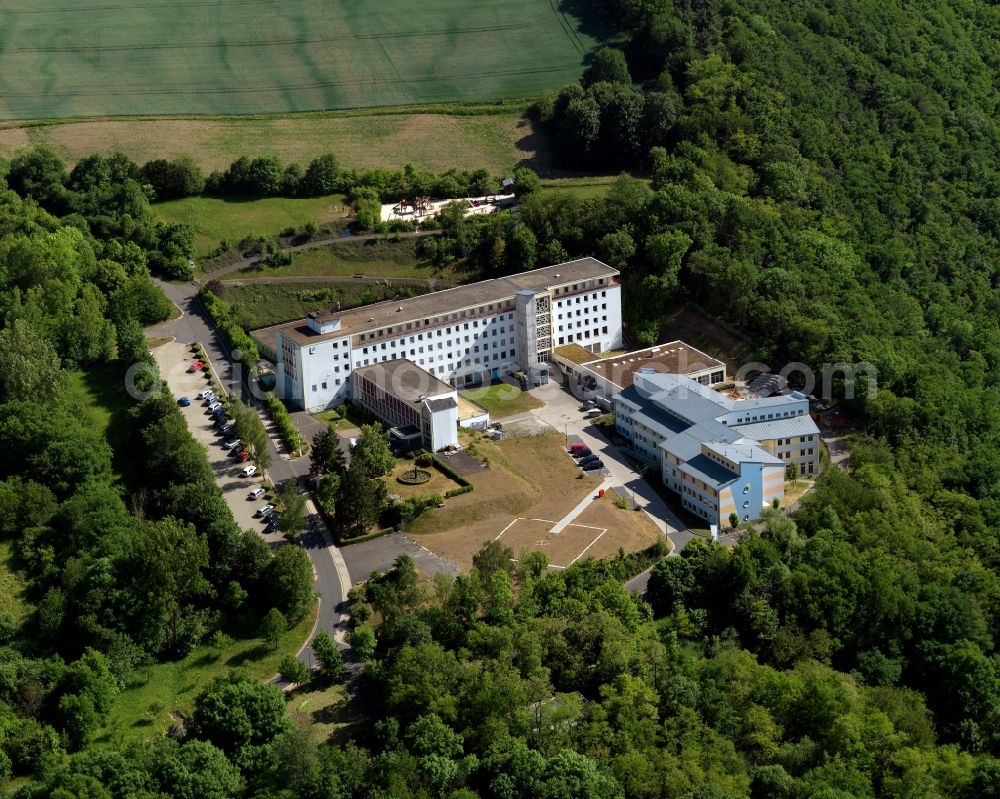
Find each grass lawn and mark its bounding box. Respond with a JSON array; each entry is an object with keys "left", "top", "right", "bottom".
[
  {"left": 224, "top": 280, "right": 435, "bottom": 330},
  {"left": 94, "top": 603, "right": 317, "bottom": 749},
  {"left": 286, "top": 681, "right": 358, "bottom": 744},
  {"left": 387, "top": 462, "right": 462, "bottom": 500},
  {"left": 0, "top": 541, "right": 28, "bottom": 622},
  {"left": 0, "top": 0, "right": 604, "bottom": 119},
  {"left": 233, "top": 237, "right": 453, "bottom": 281},
  {"left": 540, "top": 176, "right": 624, "bottom": 200},
  {"left": 460, "top": 383, "right": 544, "bottom": 418},
  {"left": 402, "top": 431, "right": 661, "bottom": 570},
  {"left": 155, "top": 195, "right": 348, "bottom": 258},
  {"left": 68, "top": 361, "right": 143, "bottom": 483}
]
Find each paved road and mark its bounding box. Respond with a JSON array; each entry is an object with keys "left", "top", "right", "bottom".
[
  {"left": 220, "top": 273, "right": 457, "bottom": 289},
  {"left": 341, "top": 532, "right": 460, "bottom": 585},
  {"left": 204, "top": 229, "right": 441, "bottom": 278},
  {"left": 148, "top": 279, "right": 348, "bottom": 661}
]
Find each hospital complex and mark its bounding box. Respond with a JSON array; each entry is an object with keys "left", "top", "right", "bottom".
[{"left": 253, "top": 257, "right": 819, "bottom": 527}]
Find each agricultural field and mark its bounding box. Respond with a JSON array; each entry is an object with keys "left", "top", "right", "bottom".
[
  {"left": 155, "top": 194, "right": 349, "bottom": 258},
  {"left": 0, "top": 108, "right": 539, "bottom": 175},
  {"left": 0, "top": 0, "right": 604, "bottom": 120}
]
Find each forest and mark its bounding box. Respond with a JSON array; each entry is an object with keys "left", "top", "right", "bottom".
[{"left": 4, "top": 0, "right": 1000, "bottom": 796}]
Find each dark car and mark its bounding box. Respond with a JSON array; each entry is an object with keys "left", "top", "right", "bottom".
[
  {"left": 581, "top": 459, "right": 605, "bottom": 471},
  {"left": 571, "top": 448, "right": 592, "bottom": 460},
  {"left": 578, "top": 454, "right": 600, "bottom": 466},
  {"left": 264, "top": 517, "right": 281, "bottom": 533}
]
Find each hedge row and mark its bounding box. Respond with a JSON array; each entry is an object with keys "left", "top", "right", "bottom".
[
  {"left": 431, "top": 455, "right": 473, "bottom": 488},
  {"left": 198, "top": 287, "right": 260, "bottom": 366},
  {"left": 264, "top": 392, "right": 306, "bottom": 452}
]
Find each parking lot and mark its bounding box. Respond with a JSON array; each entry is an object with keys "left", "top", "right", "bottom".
[{"left": 152, "top": 340, "right": 271, "bottom": 535}]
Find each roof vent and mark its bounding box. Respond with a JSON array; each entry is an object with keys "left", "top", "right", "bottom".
[{"left": 554, "top": 273, "right": 561, "bottom": 278}]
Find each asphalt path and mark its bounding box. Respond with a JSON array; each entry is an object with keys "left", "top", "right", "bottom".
[{"left": 149, "top": 279, "right": 347, "bottom": 661}]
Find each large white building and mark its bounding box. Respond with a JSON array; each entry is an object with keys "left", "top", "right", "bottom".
[{"left": 258, "top": 259, "right": 623, "bottom": 413}]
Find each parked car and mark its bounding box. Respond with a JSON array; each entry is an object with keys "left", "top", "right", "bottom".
[
  {"left": 236, "top": 450, "right": 250, "bottom": 462},
  {"left": 579, "top": 400, "right": 597, "bottom": 411},
  {"left": 177, "top": 396, "right": 190, "bottom": 407},
  {"left": 578, "top": 454, "right": 600, "bottom": 466},
  {"left": 248, "top": 487, "right": 266, "bottom": 500},
  {"left": 206, "top": 401, "right": 222, "bottom": 412},
  {"left": 255, "top": 503, "right": 275, "bottom": 517},
  {"left": 569, "top": 442, "right": 587, "bottom": 453},
  {"left": 583, "top": 408, "right": 602, "bottom": 419},
  {"left": 239, "top": 464, "right": 257, "bottom": 477},
  {"left": 196, "top": 389, "right": 213, "bottom": 400},
  {"left": 222, "top": 438, "right": 240, "bottom": 449},
  {"left": 187, "top": 360, "right": 204, "bottom": 373},
  {"left": 263, "top": 509, "right": 280, "bottom": 523},
  {"left": 581, "top": 459, "right": 605, "bottom": 471},
  {"left": 264, "top": 516, "right": 282, "bottom": 533},
  {"left": 218, "top": 425, "right": 233, "bottom": 436},
  {"left": 571, "top": 448, "right": 592, "bottom": 460}
]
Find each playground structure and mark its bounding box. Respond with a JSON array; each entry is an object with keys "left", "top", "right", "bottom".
[{"left": 382, "top": 192, "right": 517, "bottom": 223}]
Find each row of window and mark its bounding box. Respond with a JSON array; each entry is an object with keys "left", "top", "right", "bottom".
[
  {"left": 556, "top": 326, "right": 609, "bottom": 346},
  {"left": 356, "top": 307, "right": 516, "bottom": 343}
]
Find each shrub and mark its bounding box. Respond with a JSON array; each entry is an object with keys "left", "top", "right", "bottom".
[{"left": 264, "top": 392, "right": 306, "bottom": 452}]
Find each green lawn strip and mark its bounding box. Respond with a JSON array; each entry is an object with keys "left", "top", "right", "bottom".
[
  {"left": 0, "top": 541, "right": 29, "bottom": 621},
  {"left": 233, "top": 238, "right": 449, "bottom": 280},
  {"left": 225, "top": 280, "right": 435, "bottom": 330},
  {"left": 67, "top": 361, "right": 144, "bottom": 483},
  {"left": 154, "top": 195, "right": 348, "bottom": 258},
  {"left": 460, "top": 384, "right": 543, "bottom": 418},
  {"left": 94, "top": 603, "right": 317, "bottom": 749}
]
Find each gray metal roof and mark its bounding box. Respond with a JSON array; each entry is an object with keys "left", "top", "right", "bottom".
[
  {"left": 353, "top": 358, "right": 453, "bottom": 407},
  {"left": 731, "top": 416, "right": 819, "bottom": 441}
]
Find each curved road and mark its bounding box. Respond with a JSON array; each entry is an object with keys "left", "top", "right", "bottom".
[{"left": 149, "top": 279, "right": 350, "bottom": 663}]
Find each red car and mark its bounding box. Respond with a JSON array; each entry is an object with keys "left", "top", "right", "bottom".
[
  {"left": 236, "top": 450, "right": 250, "bottom": 462},
  {"left": 569, "top": 442, "right": 587, "bottom": 452},
  {"left": 187, "top": 360, "right": 205, "bottom": 373}
]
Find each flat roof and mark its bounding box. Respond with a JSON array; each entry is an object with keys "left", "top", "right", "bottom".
[
  {"left": 582, "top": 342, "right": 723, "bottom": 390},
  {"left": 262, "top": 258, "right": 618, "bottom": 346},
  {"left": 353, "top": 358, "right": 453, "bottom": 407},
  {"left": 456, "top": 394, "right": 489, "bottom": 421},
  {"left": 554, "top": 343, "right": 598, "bottom": 366}
]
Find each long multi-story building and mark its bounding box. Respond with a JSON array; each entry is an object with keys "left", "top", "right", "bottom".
[
  {"left": 615, "top": 370, "right": 820, "bottom": 526},
  {"left": 257, "top": 259, "right": 623, "bottom": 412}
]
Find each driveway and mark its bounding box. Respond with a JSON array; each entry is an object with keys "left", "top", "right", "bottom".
[
  {"left": 148, "top": 281, "right": 350, "bottom": 660},
  {"left": 514, "top": 376, "right": 694, "bottom": 553}
]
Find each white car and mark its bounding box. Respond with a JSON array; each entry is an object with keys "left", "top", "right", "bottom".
[
  {"left": 240, "top": 465, "right": 258, "bottom": 478},
  {"left": 255, "top": 503, "right": 274, "bottom": 517},
  {"left": 203, "top": 393, "right": 218, "bottom": 405},
  {"left": 207, "top": 401, "right": 222, "bottom": 412},
  {"left": 248, "top": 487, "right": 266, "bottom": 500},
  {"left": 196, "top": 389, "right": 213, "bottom": 400}
]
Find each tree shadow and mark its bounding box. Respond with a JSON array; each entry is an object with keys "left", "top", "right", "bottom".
[
  {"left": 226, "top": 644, "right": 269, "bottom": 666},
  {"left": 558, "top": 0, "right": 623, "bottom": 43}
]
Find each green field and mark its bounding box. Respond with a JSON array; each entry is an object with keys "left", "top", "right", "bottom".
[
  {"left": 68, "top": 361, "right": 143, "bottom": 483},
  {"left": 94, "top": 605, "right": 316, "bottom": 748},
  {"left": 0, "top": 0, "right": 604, "bottom": 119},
  {"left": 155, "top": 194, "right": 349, "bottom": 258},
  {"left": 228, "top": 279, "right": 435, "bottom": 330},
  {"left": 232, "top": 237, "right": 454, "bottom": 280}
]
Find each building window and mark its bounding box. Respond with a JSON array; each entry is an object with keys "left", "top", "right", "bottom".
[{"left": 321, "top": 382, "right": 327, "bottom": 390}]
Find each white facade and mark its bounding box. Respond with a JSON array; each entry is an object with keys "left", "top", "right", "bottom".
[{"left": 270, "top": 260, "right": 623, "bottom": 413}]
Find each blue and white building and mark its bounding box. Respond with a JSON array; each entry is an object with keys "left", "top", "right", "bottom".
[{"left": 615, "top": 371, "right": 820, "bottom": 525}]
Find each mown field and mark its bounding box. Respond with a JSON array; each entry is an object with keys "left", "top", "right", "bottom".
[
  {"left": 0, "top": 0, "right": 602, "bottom": 120},
  {"left": 155, "top": 194, "right": 349, "bottom": 257},
  {"left": 0, "top": 107, "right": 541, "bottom": 175}
]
